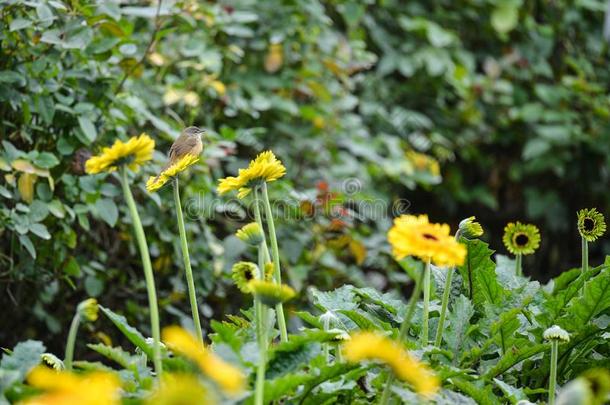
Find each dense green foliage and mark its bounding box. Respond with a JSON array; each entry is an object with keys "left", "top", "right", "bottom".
[{"left": 2, "top": 0, "right": 610, "bottom": 396}]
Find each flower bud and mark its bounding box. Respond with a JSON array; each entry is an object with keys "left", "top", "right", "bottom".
[
  {"left": 458, "top": 216, "right": 483, "bottom": 238},
  {"left": 77, "top": 298, "right": 99, "bottom": 322},
  {"left": 236, "top": 223, "right": 264, "bottom": 246},
  {"left": 543, "top": 325, "right": 570, "bottom": 342}
]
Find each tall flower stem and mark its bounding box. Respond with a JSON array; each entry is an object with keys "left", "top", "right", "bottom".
[
  {"left": 173, "top": 179, "right": 203, "bottom": 344},
  {"left": 254, "top": 296, "right": 268, "bottom": 405},
  {"left": 260, "top": 183, "right": 288, "bottom": 342},
  {"left": 434, "top": 267, "right": 453, "bottom": 348},
  {"left": 119, "top": 167, "right": 163, "bottom": 375},
  {"left": 421, "top": 259, "right": 431, "bottom": 345},
  {"left": 380, "top": 265, "right": 426, "bottom": 405},
  {"left": 515, "top": 253, "right": 522, "bottom": 277},
  {"left": 581, "top": 237, "right": 588, "bottom": 272},
  {"left": 63, "top": 313, "right": 80, "bottom": 371},
  {"left": 548, "top": 340, "right": 559, "bottom": 405}
]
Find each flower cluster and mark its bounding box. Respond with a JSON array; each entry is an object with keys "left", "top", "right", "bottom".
[
  {"left": 388, "top": 214, "right": 466, "bottom": 267},
  {"left": 342, "top": 331, "right": 439, "bottom": 397},
  {"left": 85, "top": 134, "right": 155, "bottom": 174},
  {"left": 217, "top": 151, "right": 286, "bottom": 198}
]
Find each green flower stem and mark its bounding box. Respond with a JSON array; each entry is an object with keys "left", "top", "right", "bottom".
[
  {"left": 515, "top": 253, "right": 522, "bottom": 277},
  {"left": 581, "top": 237, "right": 588, "bottom": 272},
  {"left": 335, "top": 345, "right": 343, "bottom": 363},
  {"left": 421, "top": 259, "right": 431, "bottom": 345},
  {"left": 322, "top": 314, "right": 331, "bottom": 363},
  {"left": 549, "top": 340, "right": 559, "bottom": 405},
  {"left": 63, "top": 312, "right": 80, "bottom": 371},
  {"left": 434, "top": 267, "right": 453, "bottom": 347},
  {"left": 173, "top": 179, "right": 203, "bottom": 344},
  {"left": 119, "top": 167, "right": 163, "bottom": 376},
  {"left": 261, "top": 183, "right": 288, "bottom": 343},
  {"left": 254, "top": 297, "right": 268, "bottom": 405},
  {"left": 380, "top": 263, "right": 426, "bottom": 405}
]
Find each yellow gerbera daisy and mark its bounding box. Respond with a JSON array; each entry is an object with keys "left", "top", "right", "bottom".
[
  {"left": 162, "top": 326, "right": 245, "bottom": 395},
  {"left": 23, "top": 366, "right": 120, "bottom": 405},
  {"left": 217, "top": 151, "right": 286, "bottom": 198},
  {"left": 502, "top": 222, "right": 540, "bottom": 255},
  {"left": 85, "top": 134, "right": 155, "bottom": 174},
  {"left": 146, "top": 154, "right": 200, "bottom": 192},
  {"left": 146, "top": 374, "right": 214, "bottom": 405},
  {"left": 342, "top": 331, "right": 439, "bottom": 398},
  {"left": 387, "top": 214, "right": 466, "bottom": 267}
]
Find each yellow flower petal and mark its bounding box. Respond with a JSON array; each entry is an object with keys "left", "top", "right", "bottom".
[
  {"left": 146, "top": 154, "right": 199, "bottom": 193},
  {"left": 217, "top": 151, "right": 285, "bottom": 199},
  {"left": 85, "top": 134, "right": 155, "bottom": 174}
]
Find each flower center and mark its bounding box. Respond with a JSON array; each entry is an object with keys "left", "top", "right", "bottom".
[
  {"left": 514, "top": 233, "right": 529, "bottom": 247},
  {"left": 245, "top": 270, "right": 254, "bottom": 281},
  {"left": 422, "top": 233, "right": 438, "bottom": 241},
  {"left": 583, "top": 217, "right": 595, "bottom": 232}
]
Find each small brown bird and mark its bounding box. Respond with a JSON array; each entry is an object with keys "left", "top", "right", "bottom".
[{"left": 163, "top": 126, "right": 205, "bottom": 170}]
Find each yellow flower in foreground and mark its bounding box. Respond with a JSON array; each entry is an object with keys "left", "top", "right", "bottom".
[
  {"left": 22, "top": 366, "right": 120, "bottom": 405},
  {"left": 146, "top": 374, "right": 214, "bottom": 405},
  {"left": 85, "top": 134, "right": 155, "bottom": 174},
  {"left": 217, "top": 151, "right": 286, "bottom": 198},
  {"left": 388, "top": 214, "right": 466, "bottom": 267},
  {"left": 162, "top": 326, "right": 245, "bottom": 395},
  {"left": 342, "top": 332, "right": 439, "bottom": 398},
  {"left": 146, "top": 154, "right": 200, "bottom": 192}
]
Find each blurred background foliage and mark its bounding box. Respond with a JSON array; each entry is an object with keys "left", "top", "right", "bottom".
[{"left": 1, "top": 0, "right": 610, "bottom": 352}]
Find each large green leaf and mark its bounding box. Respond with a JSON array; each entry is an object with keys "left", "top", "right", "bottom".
[
  {"left": 99, "top": 306, "right": 153, "bottom": 358},
  {"left": 457, "top": 239, "right": 503, "bottom": 308},
  {"left": 564, "top": 266, "right": 610, "bottom": 327}
]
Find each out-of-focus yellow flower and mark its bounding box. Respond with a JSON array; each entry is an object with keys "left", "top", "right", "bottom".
[
  {"left": 148, "top": 52, "right": 166, "bottom": 66},
  {"left": 502, "top": 222, "right": 541, "bottom": 255},
  {"left": 342, "top": 331, "right": 439, "bottom": 398},
  {"left": 183, "top": 92, "right": 200, "bottom": 107},
  {"left": 146, "top": 373, "right": 213, "bottom": 405},
  {"left": 146, "top": 154, "right": 200, "bottom": 192},
  {"left": 163, "top": 89, "right": 182, "bottom": 106},
  {"left": 406, "top": 151, "right": 440, "bottom": 177},
  {"left": 231, "top": 262, "right": 260, "bottom": 293},
  {"left": 162, "top": 326, "right": 245, "bottom": 395},
  {"left": 210, "top": 81, "right": 226, "bottom": 96},
  {"left": 264, "top": 43, "right": 283, "bottom": 73},
  {"left": 22, "top": 366, "right": 120, "bottom": 405},
  {"left": 85, "top": 134, "right": 155, "bottom": 174},
  {"left": 388, "top": 214, "right": 466, "bottom": 267},
  {"left": 77, "top": 298, "right": 99, "bottom": 322},
  {"left": 248, "top": 280, "right": 296, "bottom": 307},
  {"left": 217, "top": 151, "right": 286, "bottom": 199}
]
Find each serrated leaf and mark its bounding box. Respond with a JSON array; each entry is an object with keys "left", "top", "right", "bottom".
[
  {"left": 564, "top": 266, "right": 610, "bottom": 327},
  {"left": 311, "top": 285, "right": 358, "bottom": 312},
  {"left": 87, "top": 343, "right": 136, "bottom": 368},
  {"left": 457, "top": 239, "right": 503, "bottom": 307},
  {"left": 337, "top": 309, "right": 383, "bottom": 331},
  {"left": 445, "top": 295, "right": 474, "bottom": 354},
  {"left": 99, "top": 306, "right": 153, "bottom": 358},
  {"left": 0, "top": 340, "right": 45, "bottom": 381},
  {"left": 485, "top": 343, "right": 548, "bottom": 378},
  {"left": 450, "top": 377, "right": 501, "bottom": 405},
  {"left": 295, "top": 311, "right": 324, "bottom": 329}
]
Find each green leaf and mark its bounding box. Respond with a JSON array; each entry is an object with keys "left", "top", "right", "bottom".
[
  {"left": 491, "top": 2, "right": 520, "bottom": 35},
  {"left": 0, "top": 340, "right": 45, "bottom": 381},
  {"left": 485, "top": 343, "right": 548, "bottom": 378},
  {"left": 564, "top": 266, "right": 610, "bottom": 327},
  {"left": 29, "top": 223, "right": 51, "bottom": 240},
  {"left": 337, "top": 309, "right": 383, "bottom": 331},
  {"left": 0, "top": 71, "right": 25, "bottom": 86},
  {"left": 9, "top": 18, "right": 32, "bottom": 32},
  {"left": 457, "top": 239, "right": 503, "bottom": 307},
  {"left": 99, "top": 306, "right": 153, "bottom": 358},
  {"left": 451, "top": 377, "right": 502, "bottom": 405},
  {"left": 445, "top": 295, "right": 474, "bottom": 354},
  {"left": 34, "top": 152, "right": 59, "bottom": 169},
  {"left": 87, "top": 343, "right": 137, "bottom": 369},
  {"left": 77, "top": 116, "right": 97, "bottom": 143},
  {"left": 18, "top": 234, "right": 36, "bottom": 259},
  {"left": 94, "top": 198, "right": 118, "bottom": 227}
]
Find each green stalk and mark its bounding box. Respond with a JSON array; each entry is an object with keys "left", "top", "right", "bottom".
[
  {"left": 254, "top": 296, "right": 268, "bottom": 405},
  {"left": 322, "top": 314, "right": 331, "bottom": 363},
  {"left": 549, "top": 340, "right": 558, "bottom": 405},
  {"left": 421, "top": 259, "right": 431, "bottom": 345},
  {"left": 581, "top": 237, "right": 588, "bottom": 272},
  {"left": 63, "top": 312, "right": 80, "bottom": 371},
  {"left": 119, "top": 167, "right": 163, "bottom": 375},
  {"left": 434, "top": 267, "right": 453, "bottom": 347},
  {"left": 173, "top": 179, "right": 203, "bottom": 344},
  {"left": 379, "top": 264, "right": 426, "bottom": 405},
  {"left": 261, "top": 183, "right": 288, "bottom": 342},
  {"left": 515, "top": 253, "right": 522, "bottom": 277}
]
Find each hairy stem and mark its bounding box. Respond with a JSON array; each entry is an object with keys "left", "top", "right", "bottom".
[
  {"left": 515, "top": 253, "right": 522, "bottom": 277},
  {"left": 63, "top": 313, "right": 80, "bottom": 371},
  {"left": 581, "top": 237, "right": 588, "bottom": 272},
  {"left": 434, "top": 266, "right": 453, "bottom": 347},
  {"left": 549, "top": 341, "right": 558, "bottom": 405},
  {"left": 421, "top": 259, "right": 431, "bottom": 345},
  {"left": 173, "top": 179, "right": 203, "bottom": 343},
  {"left": 261, "top": 183, "right": 288, "bottom": 342},
  {"left": 120, "top": 168, "right": 162, "bottom": 375}
]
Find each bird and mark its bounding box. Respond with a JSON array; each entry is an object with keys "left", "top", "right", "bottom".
[{"left": 162, "top": 126, "right": 205, "bottom": 171}]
